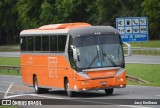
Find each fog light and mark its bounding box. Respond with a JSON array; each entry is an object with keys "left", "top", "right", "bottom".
[{"left": 82, "top": 82, "right": 85, "bottom": 85}]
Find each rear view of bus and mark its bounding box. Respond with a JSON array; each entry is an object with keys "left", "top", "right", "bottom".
[
  {"left": 20, "top": 23, "right": 126, "bottom": 97},
  {"left": 68, "top": 26, "right": 126, "bottom": 96}
]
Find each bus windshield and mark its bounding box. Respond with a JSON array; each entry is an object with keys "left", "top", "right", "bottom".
[{"left": 74, "top": 34, "right": 124, "bottom": 69}]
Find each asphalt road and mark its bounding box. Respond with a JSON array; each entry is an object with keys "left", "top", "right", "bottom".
[
  {"left": 0, "top": 75, "right": 160, "bottom": 108},
  {"left": 0, "top": 52, "right": 160, "bottom": 64},
  {"left": 0, "top": 52, "right": 160, "bottom": 107},
  {"left": 125, "top": 55, "right": 160, "bottom": 64},
  {"left": 0, "top": 52, "right": 20, "bottom": 57}
]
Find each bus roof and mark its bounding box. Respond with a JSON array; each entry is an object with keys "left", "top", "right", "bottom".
[
  {"left": 20, "top": 23, "right": 118, "bottom": 39},
  {"left": 20, "top": 22, "right": 91, "bottom": 36},
  {"left": 69, "top": 26, "right": 118, "bottom": 39}
]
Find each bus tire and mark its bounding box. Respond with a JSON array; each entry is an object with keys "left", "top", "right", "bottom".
[
  {"left": 105, "top": 88, "right": 114, "bottom": 95},
  {"left": 33, "top": 76, "right": 45, "bottom": 94},
  {"left": 65, "top": 79, "right": 74, "bottom": 97}
]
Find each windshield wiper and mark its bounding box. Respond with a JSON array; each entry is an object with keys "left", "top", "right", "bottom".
[
  {"left": 87, "top": 53, "right": 99, "bottom": 68},
  {"left": 102, "top": 52, "right": 117, "bottom": 67},
  {"left": 87, "top": 45, "right": 100, "bottom": 68}
]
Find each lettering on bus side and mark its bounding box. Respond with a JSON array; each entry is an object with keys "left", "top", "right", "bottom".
[{"left": 48, "top": 57, "right": 58, "bottom": 78}]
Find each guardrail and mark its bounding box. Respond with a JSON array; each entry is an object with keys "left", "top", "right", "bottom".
[
  {"left": 126, "top": 75, "right": 149, "bottom": 84},
  {"left": 0, "top": 48, "right": 20, "bottom": 52},
  {"left": 0, "top": 65, "right": 149, "bottom": 84},
  {"left": 0, "top": 65, "right": 21, "bottom": 74},
  {"left": 123, "top": 47, "right": 160, "bottom": 55}
]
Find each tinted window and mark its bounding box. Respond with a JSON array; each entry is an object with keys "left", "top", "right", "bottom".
[
  {"left": 50, "top": 35, "right": 58, "bottom": 51},
  {"left": 21, "top": 36, "right": 26, "bottom": 51},
  {"left": 58, "top": 35, "right": 67, "bottom": 51},
  {"left": 99, "top": 35, "right": 120, "bottom": 44},
  {"left": 27, "top": 36, "right": 34, "bottom": 51},
  {"left": 35, "top": 36, "right": 41, "bottom": 51},
  {"left": 42, "top": 36, "right": 49, "bottom": 51},
  {"left": 74, "top": 36, "right": 98, "bottom": 47}
]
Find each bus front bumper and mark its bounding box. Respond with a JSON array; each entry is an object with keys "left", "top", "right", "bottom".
[{"left": 72, "top": 76, "right": 126, "bottom": 91}]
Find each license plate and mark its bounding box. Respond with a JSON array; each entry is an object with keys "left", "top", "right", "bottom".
[{"left": 100, "top": 82, "right": 107, "bottom": 86}]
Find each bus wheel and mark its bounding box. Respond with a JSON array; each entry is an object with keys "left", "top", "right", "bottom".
[
  {"left": 105, "top": 88, "right": 114, "bottom": 95},
  {"left": 33, "top": 76, "right": 44, "bottom": 94},
  {"left": 65, "top": 79, "right": 74, "bottom": 97}
]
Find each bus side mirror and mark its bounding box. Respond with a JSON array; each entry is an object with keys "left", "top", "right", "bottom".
[
  {"left": 123, "top": 42, "right": 132, "bottom": 56},
  {"left": 70, "top": 45, "right": 78, "bottom": 61}
]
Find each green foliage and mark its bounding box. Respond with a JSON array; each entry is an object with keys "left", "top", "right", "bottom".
[
  {"left": 141, "top": 0, "right": 160, "bottom": 39},
  {"left": 0, "top": 0, "right": 160, "bottom": 45},
  {"left": 17, "top": 0, "right": 44, "bottom": 28},
  {"left": 0, "top": 0, "right": 19, "bottom": 44},
  {"left": 40, "top": 1, "right": 55, "bottom": 24}
]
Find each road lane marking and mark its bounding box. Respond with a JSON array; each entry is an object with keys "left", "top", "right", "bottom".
[
  {"left": 0, "top": 91, "right": 14, "bottom": 94},
  {"left": 0, "top": 90, "right": 154, "bottom": 108},
  {"left": 4, "top": 83, "right": 14, "bottom": 99},
  {"left": 4, "top": 94, "right": 36, "bottom": 99}
]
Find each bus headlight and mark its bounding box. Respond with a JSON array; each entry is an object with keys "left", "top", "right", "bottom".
[
  {"left": 74, "top": 85, "right": 77, "bottom": 90},
  {"left": 118, "top": 78, "right": 123, "bottom": 81}
]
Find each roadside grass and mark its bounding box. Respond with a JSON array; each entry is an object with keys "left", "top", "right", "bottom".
[
  {"left": 0, "top": 57, "right": 159, "bottom": 86},
  {"left": 0, "top": 57, "right": 20, "bottom": 66},
  {"left": 126, "top": 63, "right": 160, "bottom": 86},
  {"left": 0, "top": 106, "right": 17, "bottom": 108},
  {"left": 128, "top": 40, "right": 160, "bottom": 48},
  {"left": 0, "top": 57, "right": 20, "bottom": 76}
]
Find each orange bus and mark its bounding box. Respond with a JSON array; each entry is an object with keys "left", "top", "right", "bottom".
[{"left": 20, "top": 22, "right": 126, "bottom": 97}]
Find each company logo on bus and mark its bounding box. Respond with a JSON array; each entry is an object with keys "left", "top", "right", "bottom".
[{"left": 107, "top": 72, "right": 115, "bottom": 75}]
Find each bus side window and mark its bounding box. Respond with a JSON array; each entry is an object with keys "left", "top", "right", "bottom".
[
  {"left": 21, "top": 36, "right": 27, "bottom": 51},
  {"left": 42, "top": 36, "right": 49, "bottom": 51},
  {"left": 35, "top": 36, "right": 41, "bottom": 51},
  {"left": 50, "top": 35, "right": 58, "bottom": 51},
  {"left": 27, "top": 36, "right": 34, "bottom": 51},
  {"left": 58, "top": 35, "right": 67, "bottom": 52}
]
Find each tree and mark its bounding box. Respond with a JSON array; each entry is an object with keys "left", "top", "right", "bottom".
[
  {"left": 54, "top": 0, "right": 93, "bottom": 23},
  {"left": 141, "top": 0, "right": 160, "bottom": 39},
  {"left": 40, "top": 0, "right": 55, "bottom": 24},
  {"left": 17, "top": 0, "right": 44, "bottom": 29},
  {"left": 0, "top": 0, "right": 19, "bottom": 44}
]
